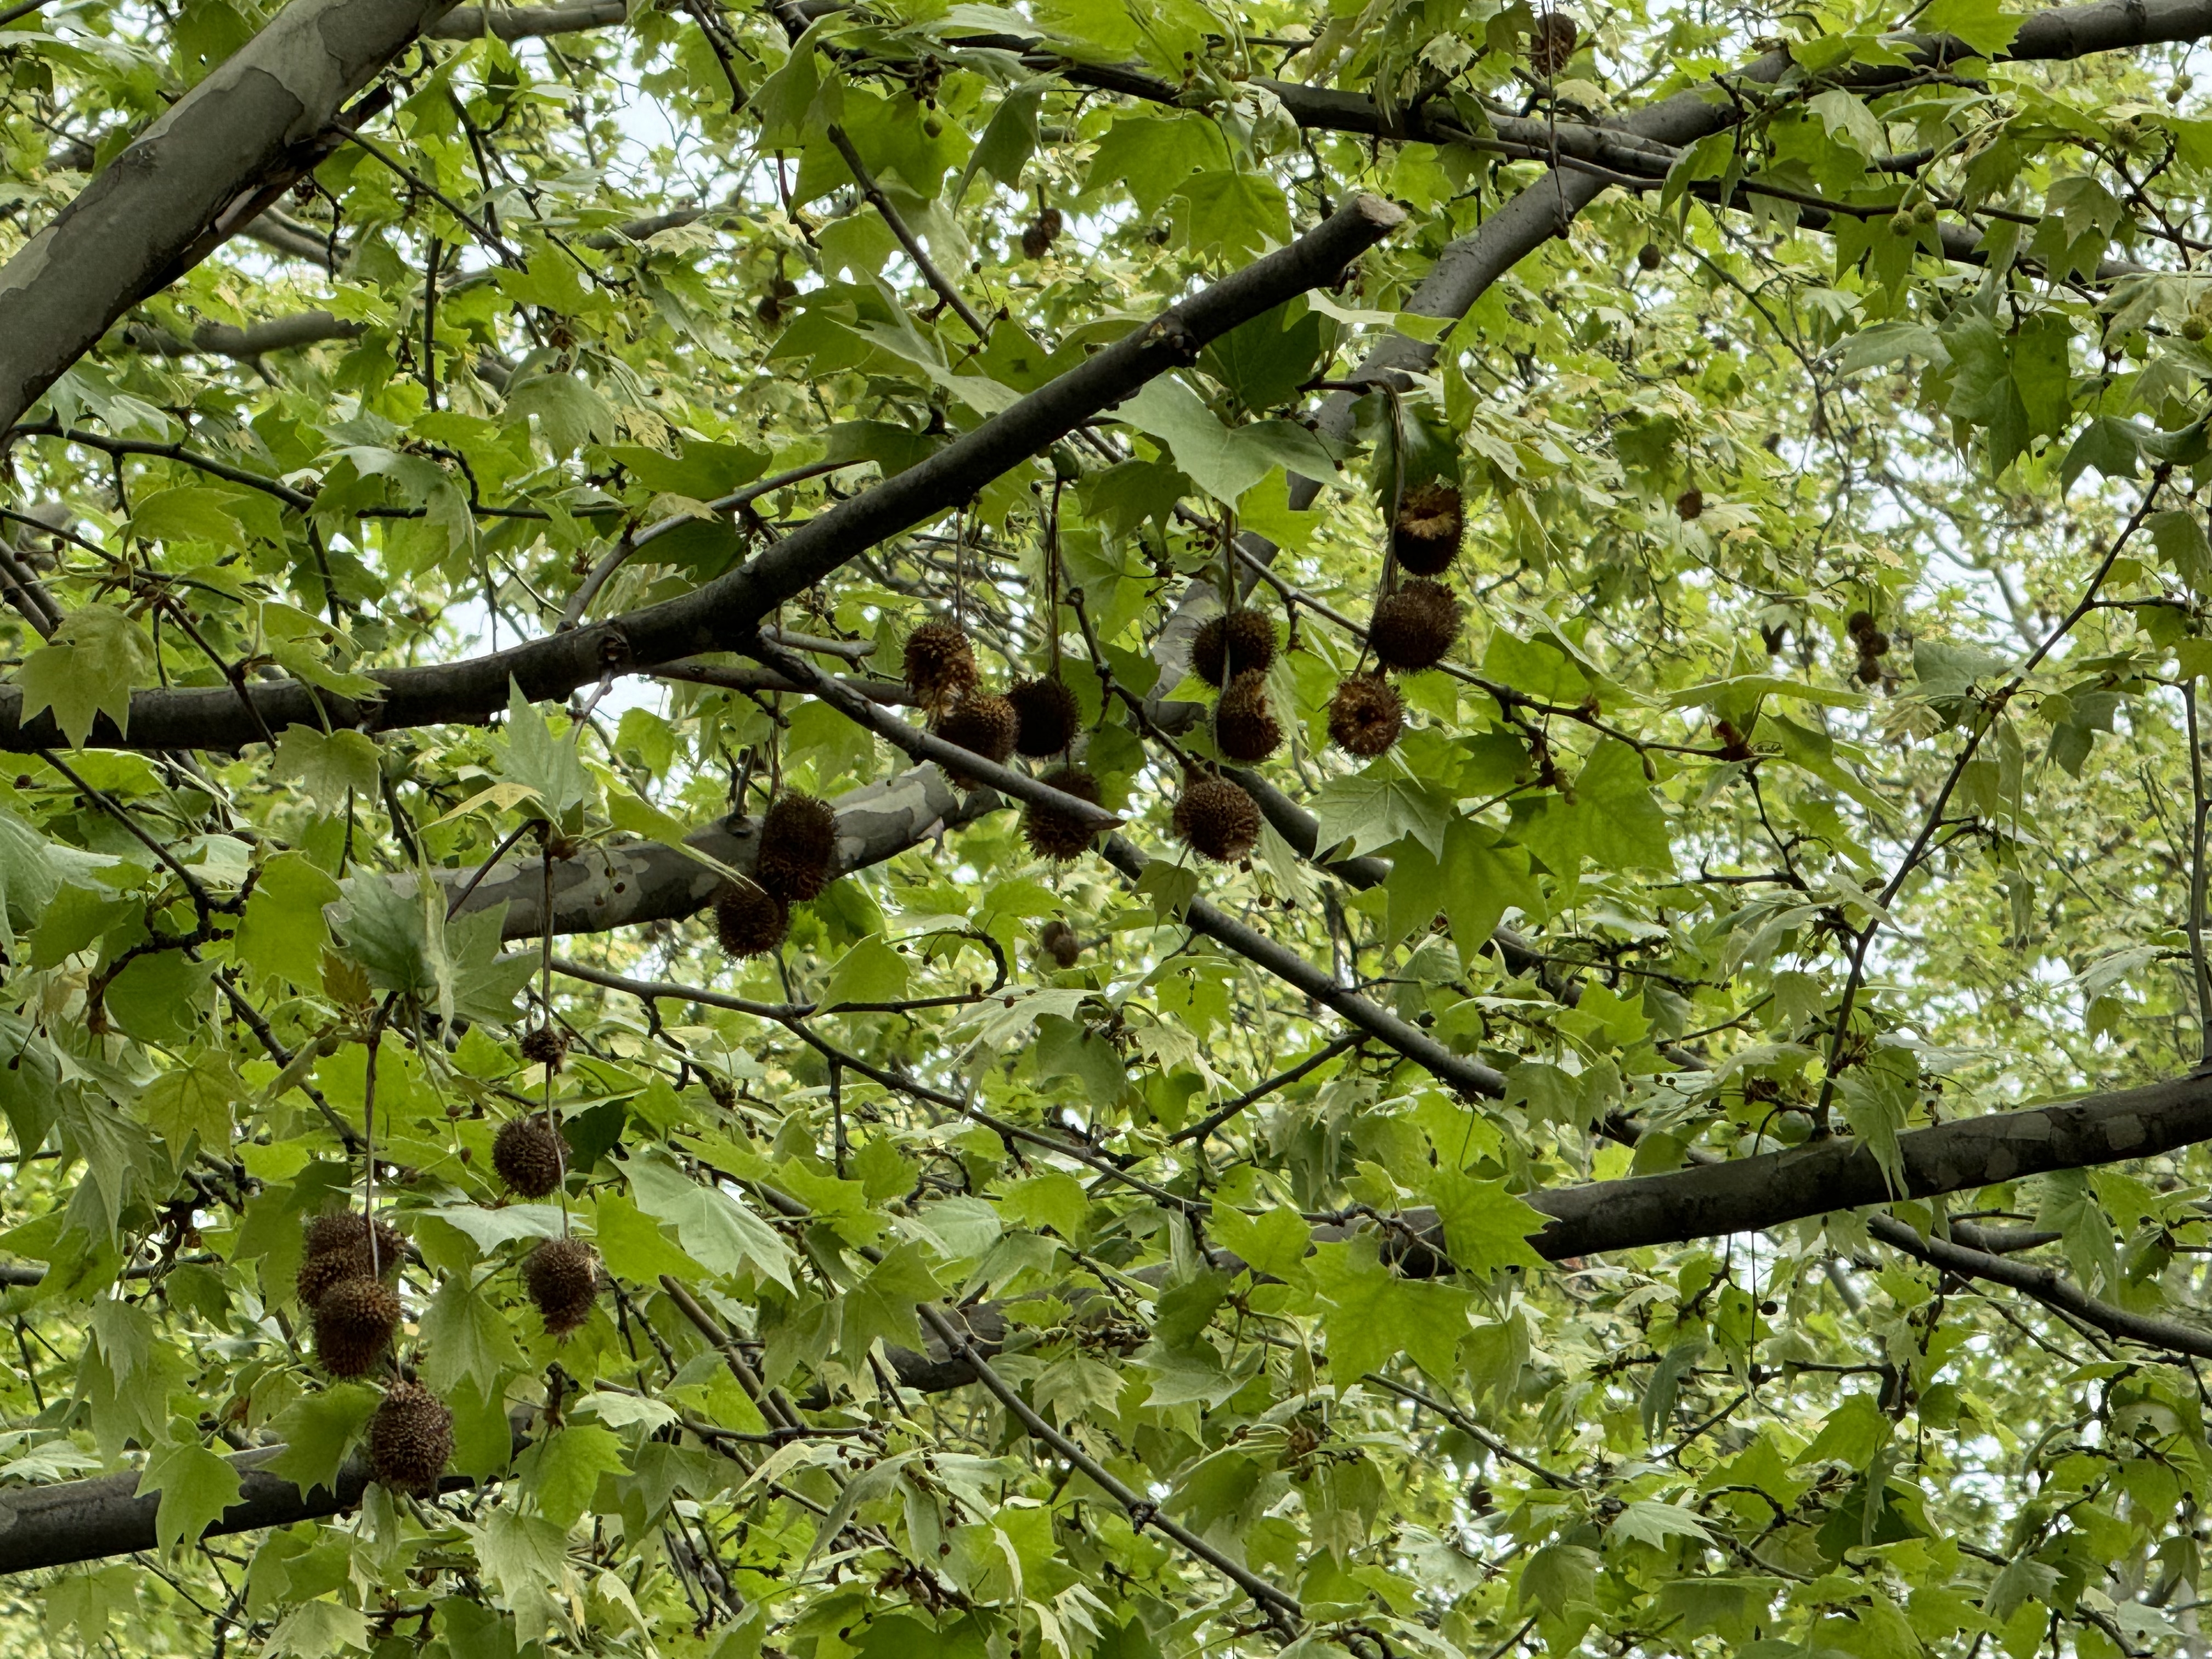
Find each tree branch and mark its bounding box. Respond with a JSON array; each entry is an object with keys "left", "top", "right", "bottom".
[{"left": 0, "top": 195, "right": 1404, "bottom": 752}]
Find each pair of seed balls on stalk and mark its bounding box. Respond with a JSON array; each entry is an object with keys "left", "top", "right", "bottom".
[
  {"left": 711, "top": 780, "right": 845, "bottom": 961},
  {"left": 1334, "top": 480, "right": 1467, "bottom": 749},
  {"left": 294, "top": 1214, "right": 451, "bottom": 1496},
  {"left": 488, "top": 1117, "right": 602, "bottom": 1337}
]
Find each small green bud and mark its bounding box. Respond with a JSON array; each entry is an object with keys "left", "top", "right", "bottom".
[
  {"left": 1912, "top": 200, "right": 1938, "bottom": 226},
  {"left": 1889, "top": 210, "right": 1916, "bottom": 236},
  {"left": 2183, "top": 315, "right": 2207, "bottom": 341}
]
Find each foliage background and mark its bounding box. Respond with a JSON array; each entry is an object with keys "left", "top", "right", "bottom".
[{"left": 6, "top": 0, "right": 2212, "bottom": 1654}]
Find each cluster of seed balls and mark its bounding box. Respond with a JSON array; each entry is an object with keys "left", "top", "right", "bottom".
[
  {"left": 1846, "top": 608, "right": 1892, "bottom": 684},
  {"left": 711, "top": 788, "right": 843, "bottom": 961},
  {"left": 891, "top": 484, "right": 1469, "bottom": 871}
]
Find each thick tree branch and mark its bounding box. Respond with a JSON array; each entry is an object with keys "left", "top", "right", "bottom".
[
  {"left": 0, "top": 195, "right": 1403, "bottom": 752},
  {"left": 427, "top": 0, "right": 627, "bottom": 38},
  {"left": 0, "top": 0, "right": 463, "bottom": 437}
]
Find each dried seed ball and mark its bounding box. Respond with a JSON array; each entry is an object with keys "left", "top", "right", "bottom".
[
  {"left": 1328, "top": 674, "right": 1404, "bottom": 758},
  {"left": 518, "top": 1025, "right": 568, "bottom": 1070},
  {"left": 934, "top": 692, "right": 1018, "bottom": 788},
  {"left": 1019, "top": 207, "right": 1064, "bottom": 259},
  {"left": 1008, "top": 676, "right": 1080, "bottom": 758},
  {"left": 493, "top": 1116, "right": 567, "bottom": 1199},
  {"left": 1173, "top": 775, "right": 1261, "bottom": 864},
  {"left": 1040, "top": 919, "right": 1082, "bottom": 969},
  {"left": 314, "top": 1277, "right": 400, "bottom": 1378},
  {"left": 524, "top": 1237, "right": 600, "bottom": 1336},
  {"left": 756, "top": 791, "right": 839, "bottom": 903},
  {"left": 714, "top": 880, "right": 788, "bottom": 959},
  {"left": 1528, "top": 9, "right": 1578, "bottom": 75},
  {"left": 1023, "top": 766, "right": 1103, "bottom": 862},
  {"left": 1637, "top": 242, "right": 1663, "bottom": 271},
  {"left": 1215, "top": 670, "right": 1282, "bottom": 764},
  {"left": 1392, "top": 481, "right": 1464, "bottom": 577},
  {"left": 1674, "top": 487, "right": 1705, "bottom": 521},
  {"left": 1845, "top": 609, "right": 1876, "bottom": 639},
  {"left": 1860, "top": 630, "right": 1891, "bottom": 659},
  {"left": 303, "top": 1211, "right": 403, "bottom": 1268},
  {"left": 1189, "top": 609, "right": 1276, "bottom": 687},
  {"left": 1368, "top": 580, "right": 1463, "bottom": 673},
  {"left": 368, "top": 1380, "right": 454, "bottom": 1497},
  {"left": 903, "top": 619, "right": 978, "bottom": 714}
]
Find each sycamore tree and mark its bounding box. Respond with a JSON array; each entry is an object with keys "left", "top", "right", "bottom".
[{"left": 20, "top": 0, "right": 2212, "bottom": 1656}]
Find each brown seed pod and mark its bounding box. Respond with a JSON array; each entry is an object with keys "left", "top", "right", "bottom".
[
  {"left": 1368, "top": 580, "right": 1463, "bottom": 673},
  {"left": 1674, "top": 488, "right": 1705, "bottom": 521},
  {"left": 1215, "top": 670, "right": 1282, "bottom": 764},
  {"left": 1190, "top": 610, "right": 1276, "bottom": 687},
  {"left": 368, "top": 1380, "right": 454, "bottom": 1497},
  {"left": 1846, "top": 609, "right": 1876, "bottom": 639},
  {"left": 303, "top": 1211, "right": 403, "bottom": 1269},
  {"left": 756, "top": 792, "right": 839, "bottom": 902},
  {"left": 1860, "top": 629, "right": 1891, "bottom": 659},
  {"left": 714, "top": 881, "right": 789, "bottom": 959},
  {"left": 904, "top": 619, "right": 978, "bottom": 715},
  {"left": 1637, "top": 242, "right": 1663, "bottom": 271},
  {"left": 1019, "top": 207, "right": 1064, "bottom": 259},
  {"left": 1327, "top": 674, "right": 1404, "bottom": 758},
  {"left": 1173, "top": 775, "right": 1261, "bottom": 864},
  {"left": 1008, "top": 676, "right": 1081, "bottom": 758},
  {"left": 1039, "top": 918, "right": 1082, "bottom": 969},
  {"left": 518, "top": 1026, "right": 568, "bottom": 1070},
  {"left": 1023, "top": 766, "right": 1103, "bottom": 862},
  {"left": 493, "top": 1116, "right": 567, "bottom": 1199},
  {"left": 934, "top": 692, "right": 1018, "bottom": 788},
  {"left": 1392, "top": 481, "right": 1464, "bottom": 577},
  {"left": 1528, "top": 9, "right": 1578, "bottom": 75},
  {"left": 523, "top": 1237, "right": 600, "bottom": 1336},
  {"left": 314, "top": 1278, "right": 400, "bottom": 1378}
]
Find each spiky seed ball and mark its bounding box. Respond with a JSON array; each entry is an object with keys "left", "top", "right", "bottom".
[
  {"left": 368, "top": 1381, "right": 454, "bottom": 1497},
  {"left": 1174, "top": 775, "right": 1261, "bottom": 864},
  {"left": 904, "top": 619, "right": 978, "bottom": 715},
  {"left": 1393, "top": 481, "right": 1464, "bottom": 576},
  {"left": 934, "top": 692, "right": 1018, "bottom": 788},
  {"left": 1024, "top": 766, "right": 1103, "bottom": 862},
  {"left": 756, "top": 792, "right": 839, "bottom": 902},
  {"left": 519, "top": 1026, "right": 567, "bottom": 1070},
  {"left": 524, "top": 1237, "right": 600, "bottom": 1336},
  {"left": 1675, "top": 488, "right": 1705, "bottom": 521},
  {"left": 1215, "top": 670, "right": 1282, "bottom": 764},
  {"left": 1040, "top": 919, "right": 1081, "bottom": 969},
  {"left": 1368, "top": 580, "right": 1463, "bottom": 673},
  {"left": 1008, "top": 676, "right": 1080, "bottom": 758},
  {"left": 1637, "top": 242, "right": 1663, "bottom": 271},
  {"left": 1528, "top": 10, "right": 1578, "bottom": 75},
  {"left": 1860, "top": 629, "right": 1891, "bottom": 659},
  {"left": 1846, "top": 609, "right": 1876, "bottom": 639},
  {"left": 314, "top": 1278, "right": 400, "bottom": 1378},
  {"left": 1019, "top": 207, "right": 1064, "bottom": 259},
  {"left": 1328, "top": 674, "right": 1404, "bottom": 758},
  {"left": 1189, "top": 610, "right": 1276, "bottom": 687},
  {"left": 303, "top": 1212, "right": 403, "bottom": 1269},
  {"left": 493, "top": 1116, "right": 567, "bottom": 1198},
  {"left": 714, "top": 881, "right": 789, "bottom": 959}
]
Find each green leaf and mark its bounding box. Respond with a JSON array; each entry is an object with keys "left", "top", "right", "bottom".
[
  {"left": 496, "top": 682, "right": 592, "bottom": 823},
  {"left": 136, "top": 1053, "right": 238, "bottom": 1157},
  {"left": 136, "top": 1437, "right": 241, "bottom": 1552},
  {"left": 627, "top": 1147, "right": 793, "bottom": 1288},
  {"left": 273, "top": 725, "right": 381, "bottom": 809},
  {"left": 520, "top": 1423, "right": 628, "bottom": 1528},
  {"left": 840, "top": 1240, "right": 942, "bottom": 1363},
  {"left": 263, "top": 1384, "right": 381, "bottom": 1498},
  {"left": 1310, "top": 770, "right": 1455, "bottom": 860},
  {"left": 1607, "top": 1498, "right": 1714, "bottom": 1550},
  {"left": 420, "top": 1273, "right": 524, "bottom": 1396},
  {"left": 814, "top": 934, "right": 910, "bottom": 1012},
  {"left": 234, "top": 852, "right": 341, "bottom": 988},
  {"left": 1914, "top": 0, "right": 2022, "bottom": 57},
  {"left": 1425, "top": 1171, "right": 1550, "bottom": 1276},
  {"left": 16, "top": 603, "right": 150, "bottom": 746}
]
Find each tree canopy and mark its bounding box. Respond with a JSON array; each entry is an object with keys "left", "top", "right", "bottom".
[{"left": 12, "top": 0, "right": 2212, "bottom": 1654}]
